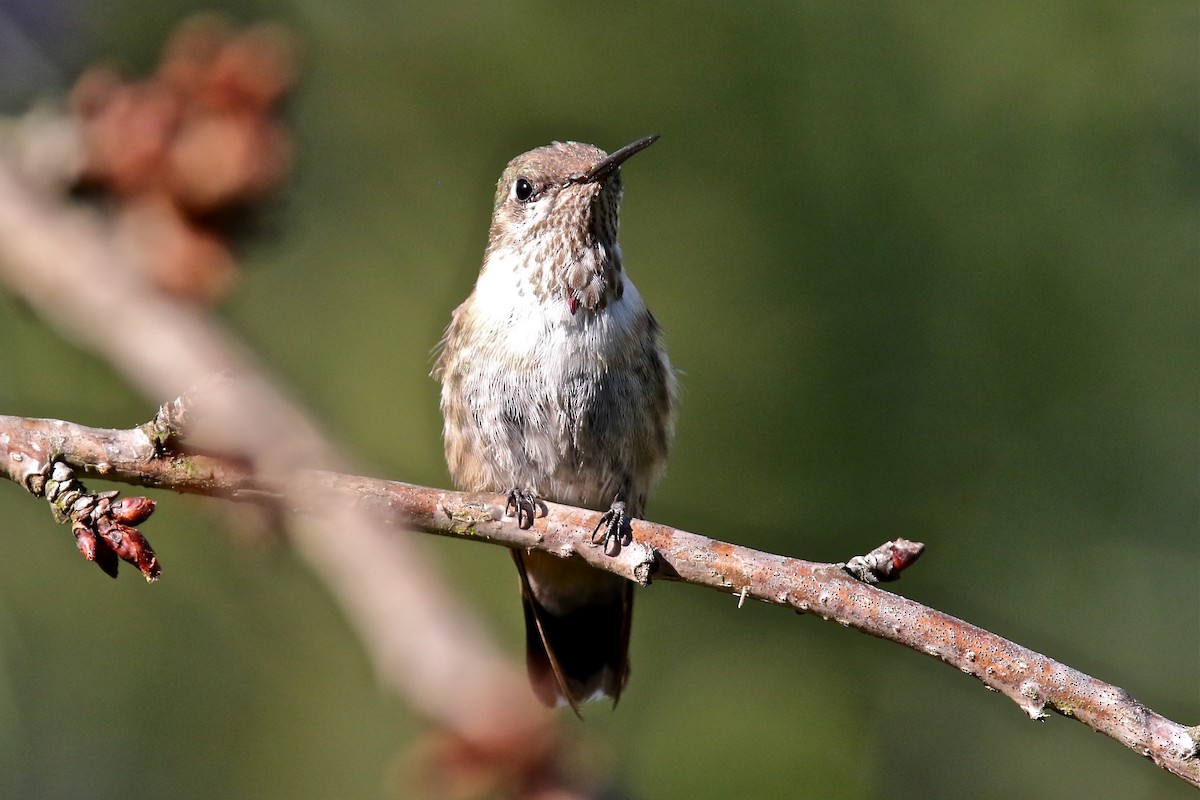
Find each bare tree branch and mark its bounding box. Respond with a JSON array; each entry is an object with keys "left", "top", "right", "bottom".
[{"left": 0, "top": 411, "right": 1196, "bottom": 787}]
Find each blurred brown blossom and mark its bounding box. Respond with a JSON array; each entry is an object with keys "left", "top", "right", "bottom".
[{"left": 69, "top": 14, "right": 298, "bottom": 304}]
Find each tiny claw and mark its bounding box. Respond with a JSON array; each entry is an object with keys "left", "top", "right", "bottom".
[
  {"left": 592, "top": 498, "right": 632, "bottom": 556},
  {"left": 504, "top": 488, "right": 544, "bottom": 530},
  {"left": 604, "top": 535, "right": 621, "bottom": 558}
]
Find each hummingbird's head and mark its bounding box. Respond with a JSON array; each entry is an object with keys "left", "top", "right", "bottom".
[{"left": 482, "top": 135, "right": 657, "bottom": 315}]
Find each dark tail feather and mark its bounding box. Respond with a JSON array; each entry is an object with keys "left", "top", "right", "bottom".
[{"left": 512, "top": 550, "right": 633, "bottom": 710}]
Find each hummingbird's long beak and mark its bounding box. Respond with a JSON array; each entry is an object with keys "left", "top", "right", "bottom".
[{"left": 569, "top": 134, "right": 659, "bottom": 184}]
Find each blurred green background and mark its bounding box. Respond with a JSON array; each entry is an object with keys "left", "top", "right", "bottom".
[{"left": 0, "top": 1, "right": 1196, "bottom": 798}]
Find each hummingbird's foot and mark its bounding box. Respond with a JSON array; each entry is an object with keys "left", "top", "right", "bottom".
[
  {"left": 591, "top": 497, "right": 633, "bottom": 557},
  {"left": 504, "top": 488, "right": 545, "bottom": 529}
]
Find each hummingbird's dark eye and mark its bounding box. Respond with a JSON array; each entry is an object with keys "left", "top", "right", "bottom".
[{"left": 514, "top": 177, "right": 534, "bottom": 202}]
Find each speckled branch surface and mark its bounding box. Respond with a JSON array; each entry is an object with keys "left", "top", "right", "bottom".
[{"left": 1, "top": 412, "right": 1196, "bottom": 786}]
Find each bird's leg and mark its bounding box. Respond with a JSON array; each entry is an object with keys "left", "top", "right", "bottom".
[
  {"left": 504, "top": 488, "right": 545, "bottom": 529},
  {"left": 592, "top": 493, "right": 633, "bottom": 556}
]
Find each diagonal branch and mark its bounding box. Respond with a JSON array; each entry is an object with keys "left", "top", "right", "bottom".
[{"left": 0, "top": 411, "right": 1196, "bottom": 787}]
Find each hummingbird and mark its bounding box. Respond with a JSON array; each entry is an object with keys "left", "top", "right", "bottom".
[{"left": 434, "top": 135, "right": 677, "bottom": 710}]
